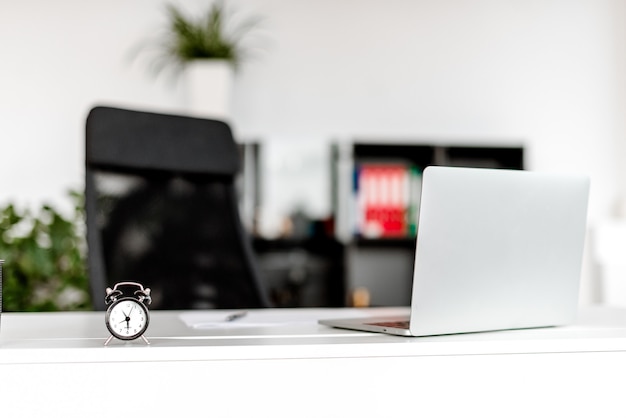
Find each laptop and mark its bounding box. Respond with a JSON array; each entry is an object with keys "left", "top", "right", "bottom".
[{"left": 320, "top": 166, "right": 590, "bottom": 336}]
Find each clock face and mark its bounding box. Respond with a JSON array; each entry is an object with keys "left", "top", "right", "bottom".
[{"left": 105, "top": 298, "right": 149, "bottom": 340}]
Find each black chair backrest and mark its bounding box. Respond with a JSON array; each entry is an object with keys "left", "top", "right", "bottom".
[{"left": 85, "top": 106, "right": 271, "bottom": 310}]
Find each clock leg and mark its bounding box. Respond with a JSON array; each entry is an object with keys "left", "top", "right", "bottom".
[
  {"left": 104, "top": 335, "right": 114, "bottom": 346},
  {"left": 141, "top": 335, "right": 150, "bottom": 345}
]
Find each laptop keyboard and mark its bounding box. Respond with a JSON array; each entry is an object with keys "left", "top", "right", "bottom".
[{"left": 366, "top": 320, "right": 410, "bottom": 329}]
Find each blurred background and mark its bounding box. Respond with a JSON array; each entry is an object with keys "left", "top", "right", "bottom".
[{"left": 1, "top": 0, "right": 625, "bottom": 309}]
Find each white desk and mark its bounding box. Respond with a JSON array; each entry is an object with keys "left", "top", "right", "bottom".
[{"left": 1, "top": 307, "right": 625, "bottom": 417}]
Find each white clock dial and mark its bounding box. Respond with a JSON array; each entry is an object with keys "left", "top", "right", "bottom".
[{"left": 105, "top": 298, "right": 149, "bottom": 340}]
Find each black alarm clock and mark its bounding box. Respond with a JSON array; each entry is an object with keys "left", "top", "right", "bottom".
[{"left": 104, "top": 282, "right": 152, "bottom": 346}]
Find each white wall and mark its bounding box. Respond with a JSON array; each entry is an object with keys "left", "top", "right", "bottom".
[{"left": 1, "top": 0, "right": 624, "bottom": 302}]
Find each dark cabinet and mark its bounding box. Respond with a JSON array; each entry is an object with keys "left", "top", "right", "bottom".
[{"left": 333, "top": 141, "right": 524, "bottom": 306}]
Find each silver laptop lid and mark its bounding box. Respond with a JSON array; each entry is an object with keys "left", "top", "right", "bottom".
[{"left": 409, "top": 166, "right": 590, "bottom": 336}]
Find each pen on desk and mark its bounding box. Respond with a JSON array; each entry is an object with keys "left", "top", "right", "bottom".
[{"left": 225, "top": 311, "right": 248, "bottom": 322}]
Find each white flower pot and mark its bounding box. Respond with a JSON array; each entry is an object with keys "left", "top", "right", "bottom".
[{"left": 185, "top": 59, "right": 234, "bottom": 120}]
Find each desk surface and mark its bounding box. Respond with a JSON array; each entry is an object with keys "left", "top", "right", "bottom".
[
  {"left": 2, "top": 307, "right": 626, "bottom": 418},
  {"left": 2, "top": 306, "right": 626, "bottom": 364}
]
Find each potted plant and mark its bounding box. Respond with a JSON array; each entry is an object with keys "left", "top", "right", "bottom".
[{"left": 150, "top": 1, "right": 262, "bottom": 119}]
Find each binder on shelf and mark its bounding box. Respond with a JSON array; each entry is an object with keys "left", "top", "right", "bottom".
[
  {"left": 353, "top": 162, "right": 422, "bottom": 239},
  {"left": 407, "top": 166, "right": 422, "bottom": 237}
]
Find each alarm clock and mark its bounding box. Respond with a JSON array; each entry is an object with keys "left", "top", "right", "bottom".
[{"left": 104, "top": 281, "right": 152, "bottom": 346}]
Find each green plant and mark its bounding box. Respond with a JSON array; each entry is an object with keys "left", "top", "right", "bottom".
[
  {"left": 149, "top": 0, "right": 261, "bottom": 75},
  {"left": 0, "top": 191, "right": 91, "bottom": 312}
]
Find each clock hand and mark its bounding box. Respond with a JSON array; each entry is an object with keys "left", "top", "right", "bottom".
[{"left": 125, "top": 306, "right": 135, "bottom": 330}]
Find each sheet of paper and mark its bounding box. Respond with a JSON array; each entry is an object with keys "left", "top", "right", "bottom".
[{"left": 179, "top": 309, "right": 370, "bottom": 329}]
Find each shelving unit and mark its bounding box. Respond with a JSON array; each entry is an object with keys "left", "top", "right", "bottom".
[
  {"left": 333, "top": 141, "right": 524, "bottom": 306},
  {"left": 238, "top": 141, "right": 344, "bottom": 308}
]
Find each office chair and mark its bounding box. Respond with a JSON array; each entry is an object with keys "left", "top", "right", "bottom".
[{"left": 85, "top": 106, "right": 271, "bottom": 310}]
